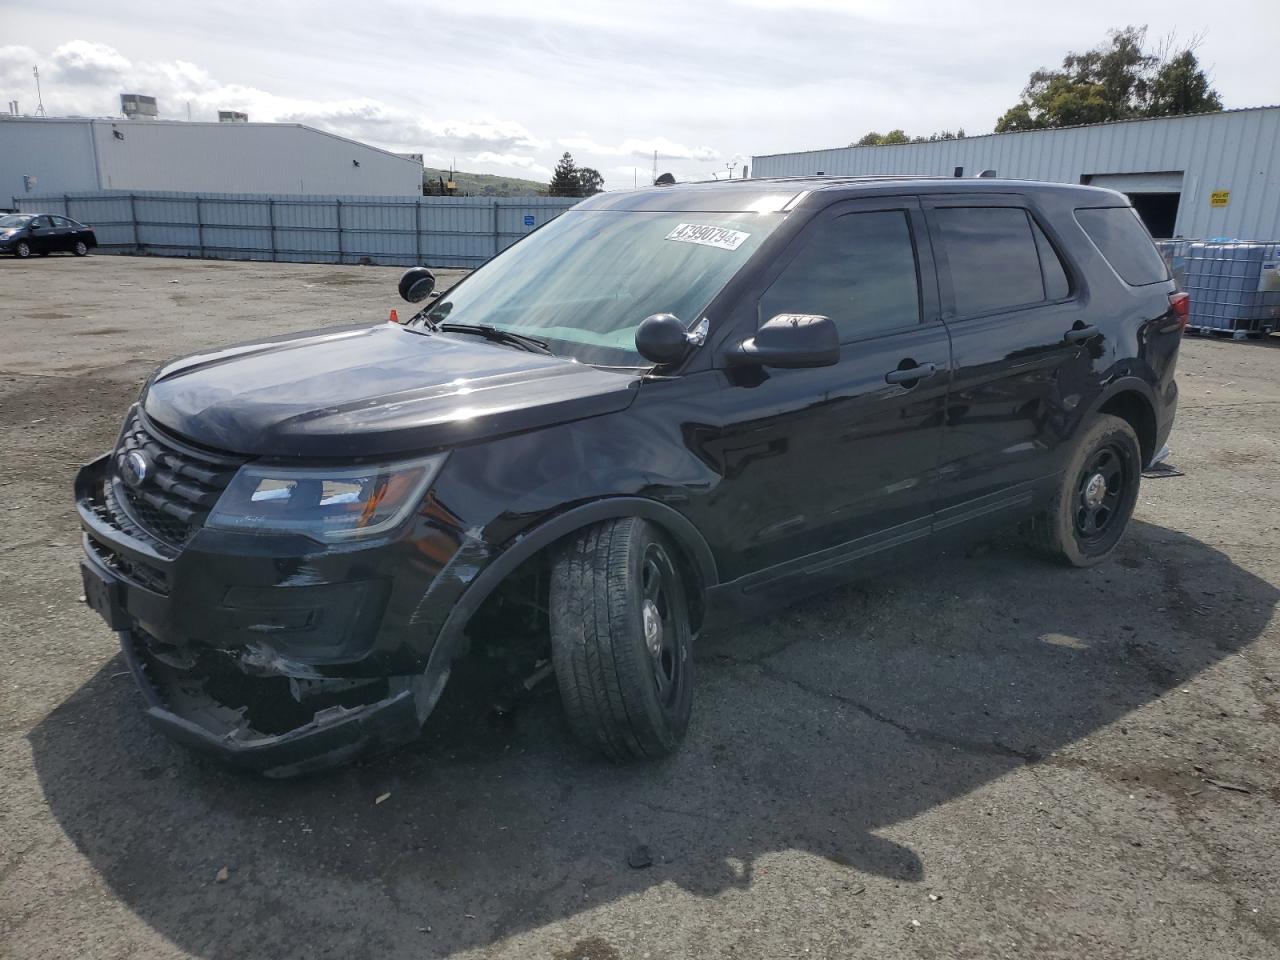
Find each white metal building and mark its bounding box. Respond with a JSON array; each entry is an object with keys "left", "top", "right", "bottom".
[
  {"left": 0, "top": 117, "right": 423, "bottom": 202},
  {"left": 752, "top": 107, "right": 1280, "bottom": 241}
]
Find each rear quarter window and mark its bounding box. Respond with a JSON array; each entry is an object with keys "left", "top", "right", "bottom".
[{"left": 1074, "top": 207, "right": 1170, "bottom": 286}]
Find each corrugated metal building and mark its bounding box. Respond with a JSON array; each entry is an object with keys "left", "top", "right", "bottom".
[
  {"left": 751, "top": 107, "right": 1280, "bottom": 241},
  {"left": 0, "top": 117, "right": 423, "bottom": 201}
]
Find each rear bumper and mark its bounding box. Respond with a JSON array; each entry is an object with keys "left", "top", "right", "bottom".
[{"left": 1152, "top": 379, "right": 1178, "bottom": 466}]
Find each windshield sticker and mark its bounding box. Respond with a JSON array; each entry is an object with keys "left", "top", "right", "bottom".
[{"left": 664, "top": 223, "right": 750, "bottom": 251}]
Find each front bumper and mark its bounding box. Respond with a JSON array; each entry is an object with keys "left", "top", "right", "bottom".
[{"left": 76, "top": 451, "right": 477, "bottom": 775}]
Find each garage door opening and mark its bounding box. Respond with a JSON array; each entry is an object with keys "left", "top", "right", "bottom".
[
  {"left": 1082, "top": 172, "right": 1184, "bottom": 238},
  {"left": 1126, "top": 193, "right": 1180, "bottom": 238}
]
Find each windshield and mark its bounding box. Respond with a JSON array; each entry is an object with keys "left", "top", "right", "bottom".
[
  {"left": 0, "top": 215, "right": 32, "bottom": 228},
  {"left": 421, "top": 209, "right": 784, "bottom": 365}
]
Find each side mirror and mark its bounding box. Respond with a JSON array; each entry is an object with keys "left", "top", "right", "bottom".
[
  {"left": 398, "top": 267, "right": 437, "bottom": 303},
  {"left": 727, "top": 314, "right": 839, "bottom": 368},
  {"left": 634, "top": 313, "right": 692, "bottom": 366}
]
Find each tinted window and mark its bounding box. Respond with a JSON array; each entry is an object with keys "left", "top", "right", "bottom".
[
  {"left": 52, "top": 217, "right": 73, "bottom": 228},
  {"left": 1074, "top": 206, "right": 1170, "bottom": 285},
  {"left": 759, "top": 210, "right": 920, "bottom": 342},
  {"left": 935, "top": 207, "right": 1044, "bottom": 316},
  {"left": 1031, "top": 219, "right": 1070, "bottom": 299}
]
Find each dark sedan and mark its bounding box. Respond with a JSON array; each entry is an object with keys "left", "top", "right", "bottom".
[{"left": 0, "top": 213, "right": 97, "bottom": 258}]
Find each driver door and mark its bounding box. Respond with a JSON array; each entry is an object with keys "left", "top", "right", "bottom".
[
  {"left": 27, "top": 216, "right": 54, "bottom": 253},
  {"left": 706, "top": 197, "right": 951, "bottom": 588}
]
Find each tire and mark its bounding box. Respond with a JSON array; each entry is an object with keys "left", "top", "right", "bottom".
[
  {"left": 1021, "top": 413, "right": 1142, "bottom": 567},
  {"left": 73, "top": 241, "right": 89, "bottom": 257},
  {"left": 550, "top": 517, "right": 694, "bottom": 761},
  {"left": 14, "top": 241, "right": 31, "bottom": 259}
]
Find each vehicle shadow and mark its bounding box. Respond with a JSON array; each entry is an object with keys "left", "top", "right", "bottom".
[{"left": 28, "top": 520, "right": 1277, "bottom": 957}]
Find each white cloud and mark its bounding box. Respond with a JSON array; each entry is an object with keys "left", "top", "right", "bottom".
[
  {"left": 470, "top": 152, "right": 552, "bottom": 178},
  {"left": 49, "top": 39, "right": 131, "bottom": 83},
  {"left": 560, "top": 136, "right": 719, "bottom": 162}
]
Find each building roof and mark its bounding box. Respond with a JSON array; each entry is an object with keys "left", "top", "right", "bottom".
[
  {"left": 0, "top": 115, "right": 419, "bottom": 168},
  {"left": 752, "top": 105, "right": 1280, "bottom": 160}
]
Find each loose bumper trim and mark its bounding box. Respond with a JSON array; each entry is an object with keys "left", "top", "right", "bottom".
[{"left": 118, "top": 627, "right": 433, "bottom": 778}]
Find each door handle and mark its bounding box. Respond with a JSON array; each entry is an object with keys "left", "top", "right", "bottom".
[
  {"left": 884, "top": 362, "right": 937, "bottom": 385},
  {"left": 1064, "top": 325, "right": 1100, "bottom": 344}
]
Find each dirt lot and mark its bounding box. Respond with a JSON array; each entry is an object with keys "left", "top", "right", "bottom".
[{"left": 1, "top": 254, "right": 1278, "bottom": 960}]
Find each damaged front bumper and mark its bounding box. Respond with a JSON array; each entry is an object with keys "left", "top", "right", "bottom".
[
  {"left": 75, "top": 452, "right": 481, "bottom": 777},
  {"left": 116, "top": 624, "right": 446, "bottom": 777}
]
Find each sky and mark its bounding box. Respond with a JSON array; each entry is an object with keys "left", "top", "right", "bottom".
[{"left": 1, "top": 0, "right": 1276, "bottom": 190}]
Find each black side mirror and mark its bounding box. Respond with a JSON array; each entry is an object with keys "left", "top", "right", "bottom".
[
  {"left": 398, "top": 267, "right": 437, "bottom": 303},
  {"left": 634, "top": 313, "right": 692, "bottom": 365},
  {"left": 727, "top": 314, "right": 839, "bottom": 368}
]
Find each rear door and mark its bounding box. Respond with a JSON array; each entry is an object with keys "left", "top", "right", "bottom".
[
  {"left": 51, "top": 217, "right": 77, "bottom": 251},
  {"left": 708, "top": 197, "right": 951, "bottom": 583},
  {"left": 923, "top": 195, "right": 1099, "bottom": 530}
]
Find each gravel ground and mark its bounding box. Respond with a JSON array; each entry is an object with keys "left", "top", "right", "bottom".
[{"left": 1, "top": 255, "right": 1277, "bottom": 960}]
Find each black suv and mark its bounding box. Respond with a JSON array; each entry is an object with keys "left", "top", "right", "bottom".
[{"left": 75, "top": 177, "right": 1182, "bottom": 776}]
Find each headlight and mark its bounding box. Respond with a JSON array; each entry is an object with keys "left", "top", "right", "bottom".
[
  {"left": 207, "top": 454, "right": 446, "bottom": 542},
  {"left": 0, "top": 230, "right": 15, "bottom": 239}
]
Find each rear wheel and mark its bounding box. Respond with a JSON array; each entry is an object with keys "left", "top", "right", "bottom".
[
  {"left": 1021, "top": 413, "right": 1141, "bottom": 567},
  {"left": 14, "top": 241, "right": 31, "bottom": 259},
  {"left": 550, "top": 517, "right": 693, "bottom": 761},
  {"left": 73, "top": 240, "right": 89, "bottom": 256}
]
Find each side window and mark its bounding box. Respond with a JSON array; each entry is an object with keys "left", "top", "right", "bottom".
[
  {"left": 1074, "top": 206, "right": 1170, "bottom": 286},
  {"left": 1031, "top": 219, "right": 1070, "bottom": 300},
  {"left": 52, "top": 217, "right": 73, "bottom": 228},
  {"left": 759, "top": 210, "right": 920, "bottom": 343},
  {"left": 935, "top": 207, "right": 1045, "bottom": 316}
]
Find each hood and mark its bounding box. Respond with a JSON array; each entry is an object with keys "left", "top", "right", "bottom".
[{"left": 142, "top": 323, "right": 639, "bottom": 458}]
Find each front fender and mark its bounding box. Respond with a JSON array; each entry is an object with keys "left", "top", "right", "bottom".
[{"left": 413, "top": 496, "right": 719, "bottom": 682}]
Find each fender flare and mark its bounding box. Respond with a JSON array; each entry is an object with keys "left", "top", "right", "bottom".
[
  {"left": 1085, "top": 375, "right": 1157, "bottom": 420},
  {"left": 1082, "top": 375, "right": 1161, "bottom": 462},
  {"left": 425, "top": 497, "right": 719, "bottom": 677}
]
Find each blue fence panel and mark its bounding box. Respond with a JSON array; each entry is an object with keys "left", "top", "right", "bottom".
[{"left": 13, "top": 189, "right": 579, "bottom": 268}]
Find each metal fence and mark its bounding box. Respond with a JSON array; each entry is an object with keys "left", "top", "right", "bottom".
[{"left": 13, "top": 190, "right": 579, "bottom": 268}]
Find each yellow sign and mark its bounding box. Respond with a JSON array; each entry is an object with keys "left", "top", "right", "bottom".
[{"left": 1210, "top": 190, "right": 1230, "bottom": 208}]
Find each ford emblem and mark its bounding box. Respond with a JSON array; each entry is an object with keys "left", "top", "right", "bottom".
[{"left": 122, "top": 450, "right": 151, "bottom": 488}]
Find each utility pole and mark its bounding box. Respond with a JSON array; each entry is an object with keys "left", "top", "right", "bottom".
[
  {"left": 32, "top": 66, "right": 46, "bottom": 117},
  {"left": 652, "top": 149, "right": 657, "bottom": 185}
]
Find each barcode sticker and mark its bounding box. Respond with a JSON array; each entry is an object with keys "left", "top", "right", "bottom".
[{"left": 664, "top": 223, "right": 750, "bottom": 251}]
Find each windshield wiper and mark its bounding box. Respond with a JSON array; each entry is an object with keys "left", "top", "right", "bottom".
[{"left": 432, "top": 322, "right": 553, "bottom": 355}]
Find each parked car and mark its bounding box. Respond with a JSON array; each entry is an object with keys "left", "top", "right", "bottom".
[
  {"left": 0, "top": 213, "right": 97, "bottom": 258},
  {"left": 75, "top": 177, "right": 1183, "bottom": 776}
]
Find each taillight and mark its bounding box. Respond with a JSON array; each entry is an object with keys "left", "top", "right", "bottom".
[{"left": 1169, "top": 292, "right": 1190, "bottom": 331}]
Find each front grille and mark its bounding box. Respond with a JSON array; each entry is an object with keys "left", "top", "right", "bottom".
[{"left": 111, "top": 410, "right": 247, "bottom": 548}]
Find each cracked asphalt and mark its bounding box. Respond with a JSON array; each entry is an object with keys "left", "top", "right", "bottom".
[{"left": 2, "top": 255, "right": 1278, "bottom": 960}]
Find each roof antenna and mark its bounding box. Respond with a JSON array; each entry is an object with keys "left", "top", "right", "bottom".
[{"left": 32, "top": 65, "right": 46, "bottom": 117}]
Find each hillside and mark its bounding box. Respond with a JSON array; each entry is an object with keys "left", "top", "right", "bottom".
[{"left": 422, "top": 167, "right": 547, "bottom": 197}]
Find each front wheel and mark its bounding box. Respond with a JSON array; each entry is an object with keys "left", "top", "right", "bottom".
[
  {"left": 550, "top": 517, "right": 693, "bottom": 761},
  {"left": 1021, "top": 413, "right": 1141, "bottom": 567},
  {"left": 14, "top": 241, "right": 31, "bottom": 259},
  {"left": 73, "top": 241, "right": 89, "bottom": 256}
]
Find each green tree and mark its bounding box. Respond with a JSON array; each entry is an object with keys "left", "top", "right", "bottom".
[
  {"left": 576, "top": 166, "right": 604, "bottom": 196},
  {"left": 851, "top": 129, "right": 913, "bottom": 147},
  {"left": 548, "top": 152, "right": 580, "bottom": 197},
  {"left": 996, "top": 26, "right": 1223, "bottom": 132},
  {"left": 1146, "top": 49, "right": 1223, "bottom": 116}
]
